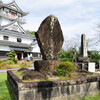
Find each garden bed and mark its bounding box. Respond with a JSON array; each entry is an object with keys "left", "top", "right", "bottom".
[
  {"left": 7, "top": 70, "right": 100, "bottom": 100},
  {"left": 0, "top": 60, "right": 33, "bottom": 69},
  {"left": 12, "top": 69, "right": 98, "bottom": 82}
]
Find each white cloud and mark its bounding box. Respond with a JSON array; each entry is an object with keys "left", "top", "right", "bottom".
[{"left": 15, "top": 0, "right": 76, "bottom": 10}]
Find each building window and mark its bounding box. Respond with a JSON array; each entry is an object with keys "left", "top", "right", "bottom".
[
  {"left": 3, "top": 36, "right": 9, "bottom": 40},
  {"left": 5, "top": 11, "right": 8, "bottom": 14},
  {"left": 11, "top": 12, "right": 15, "bottom": 19},
  {"left": 33, "top": 39, "right": 36, "bottom": 41},
  {"left": 17, "top": 38, "right": 22, "bottom": 42},
  {"left": 0, "top": 51, "right": 9, "bottom": 56}
]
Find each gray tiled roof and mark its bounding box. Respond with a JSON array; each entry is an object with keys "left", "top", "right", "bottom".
[
  {"left": 0, "top": 1, "right": 28, "bottom": 16},
  {"left": 0, "top": 40, "right": 31, "bottom": 48},
  {"left": 0, "top": 29, "right": 34, "bottom": 38},
  {"left": 10, "top": 47, "right": 31, "bottom": 52},
  {"left": 0, "top": 21, "right": 35, "bottom": 39}
]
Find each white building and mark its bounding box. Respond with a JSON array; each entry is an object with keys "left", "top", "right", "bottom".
[{"left": 0, "top": 0, "right": 40, "bottom": 60}]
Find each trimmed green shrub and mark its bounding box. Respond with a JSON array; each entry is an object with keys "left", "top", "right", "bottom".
[
  {"left": 13, "top": 58, "right": 18, "bottom": 63},
  {"left": 7, "top": 60, "right": 14, "bottom": 65},
  {"left": 6, "top": 51, "right": 18, "bottom": 64},
  {"left": 0, "top": 59, "right": 3, "bottom": 64},
  {"left": 56, "top": 61, "right": 76, "bottom": 77}
]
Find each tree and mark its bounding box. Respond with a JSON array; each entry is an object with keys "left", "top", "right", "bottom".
[
  {"left": 95, "top": 24, "right": 100, "bottom": 45},
  {"left": 6, "top": 51, "right": 18, "bottom": 64},
  {"left": 26, "top": 30, "right": 37, "bottom": 45},
  {"left": 63, "top": 34, "right": 81, "bottom": 54},
  {"left": 89, "top": 24, "right": 100, "bottom": 46},
  {"left": 26, "top": 30, "right": 35, "bottom": 36},
  {"left": 88, "top": 50, "right": 100, "bottom": 62},
  {"left": 59, "top": 49, "right": 79, "bottom": 62}
]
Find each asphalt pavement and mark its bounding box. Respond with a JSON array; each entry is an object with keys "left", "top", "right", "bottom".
[{"left": 0, "top": 66, "right": 34, "bottom": 73}]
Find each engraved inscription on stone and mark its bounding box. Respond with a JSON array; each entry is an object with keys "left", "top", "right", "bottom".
[
  {"left": 81, "top": 34, "right": 88, "bottom": 57},
  {"left": 35, "top": 15, "right": 64, "bottom": 60}
]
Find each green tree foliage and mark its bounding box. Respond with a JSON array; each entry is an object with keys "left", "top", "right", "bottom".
[
  {"left": 88, "top": 50, "right": 100, "bottom": 62},
  {"left": 0, "top": 59, "right": 3, "bottom": 64},
  {"left": 56, "top": 61, "right": 76, "bottom": 77},
  {"left": 59, "top": 49, "right": 79, "bottom": 62},
  {"left": 6, "top": 51, "right": 18, "bottom": 64},
  {"left": 59, "top": 49, "right": 100, "bottom": 62},
  {"left": 26, "top": 30, "right": 35, "bottom": 36}
]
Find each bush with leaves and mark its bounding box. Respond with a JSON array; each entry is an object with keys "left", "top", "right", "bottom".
[
  {"left": 7, "top": 60, "right": 14, "bottom": 65},
  {"left": 26, "top": 30, "right": 35, "bottom": 36},
  {"left": 6, "top": 51, "right": 18, "bottom": 64},
  {"left": 56, "top": 61, "right": 76, "bottom": 77},
  {"left": 0, "top": 59, "right": 3, "bottom": 64},
  {"left": 88, "top": 50, "right": 100, "bottom": 62},
  {"left": 59, "top": 49, "right": 79, "bottom": 62}
]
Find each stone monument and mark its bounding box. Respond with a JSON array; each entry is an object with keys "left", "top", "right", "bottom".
[
  {"left": 73, "top": 50, "right": 77, "bottom": 62},
  {"left": 34, "top": 15, "right": 64, "bottom": 72},
  {"left": 78, "top": 34, "right": 90, "bottom": 70},
  {"left": 78, "top": 34, "right": 90, "bottom": 62},
  {"left": 81, "top": 34, "right": 88, "bottom": 57}
]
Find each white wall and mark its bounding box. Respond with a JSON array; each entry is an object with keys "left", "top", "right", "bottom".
[
  {"left": 0, "top": 34, "right": 17, "bottom": 42},
  {"left": 0, "top": 34, "right": 3, "bottom": 40},
  {"left": 0, "top": 17, "right": 2, "bottom": 25},
  {"left": 9, "top": 36, "right": 17, "bottom": 42},
  {"left": 21, "top": 38, "right": 33, "bottom": 44},
  {"left": 31, "top": 45, "right": 40, "bottom": 53},
  {"left": 0, "top": 45, "right": 10, "bottom": 51},
  {"left": 0, "top": 18, "right": 11, "bottom": 26},
  {"left": 0, "top": 33, "right": 33, "bottom": 44}
]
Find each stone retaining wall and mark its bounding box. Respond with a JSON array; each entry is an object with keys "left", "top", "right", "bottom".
[{"left": 7, "top": 71, "right": 100, "bottom": 100}]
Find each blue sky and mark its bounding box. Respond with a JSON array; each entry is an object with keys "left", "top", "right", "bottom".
[{"left": 3, "top": 0, "right": 100, "bottom": 51}]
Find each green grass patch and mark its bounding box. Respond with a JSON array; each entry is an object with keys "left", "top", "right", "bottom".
[
  {"left": 0, "top": 73, "right": 14, "bottom": 100},
  {"left": 79, "top": 94, "right": 100, "bottom": 100},
  {"left": 58, "top": 75, "right": 69, "bottom": 79}
]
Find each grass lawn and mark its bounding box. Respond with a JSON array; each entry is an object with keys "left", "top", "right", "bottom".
[
  {"left": 0, "top": 73, "right": 14, "bottom": 100},
  {"left": 79, "top": 94, "right": 100, "bottom": 100}
]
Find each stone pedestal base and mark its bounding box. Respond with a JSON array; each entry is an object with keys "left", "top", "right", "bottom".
[
  {"left": 76, "top": 62, "right": 88, "bottom": 70},
  {"left": 78, "top": 57, "right": 90, "bottom": 63},
  {"left": 77, "top": 56, "right": 90, "bottom": 70},
  {"left": 34, "top": 60, "right": 61, "bottom": 72}
]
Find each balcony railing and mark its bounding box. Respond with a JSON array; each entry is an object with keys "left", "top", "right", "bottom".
[{"left": 0, "top": 12, "right": 25, "bottom": 24}]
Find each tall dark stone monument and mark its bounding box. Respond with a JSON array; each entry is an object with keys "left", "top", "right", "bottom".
[
  {"left": 34, "top": 15, "right": 64, "bottom": 72},
  {"left": 78, "top": 34, "right": 90, "bottom": 70},
  {"left": 81, "top": 34, "right": 88, "bottom": 57}
]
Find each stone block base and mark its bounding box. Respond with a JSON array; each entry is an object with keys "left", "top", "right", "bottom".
[
  {"left": 34, "top": 60, "right": 61, "bottom": 72},
  {"left": 78, "top": 57, "right": 90, "bottom": 63},
  {"left": 7, "top": 71, "right": 100, "bottom": 100}
]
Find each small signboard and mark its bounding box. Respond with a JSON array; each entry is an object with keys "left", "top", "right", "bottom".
[{"left": 88, "top": 63, "right": 95, "bottom": 72}]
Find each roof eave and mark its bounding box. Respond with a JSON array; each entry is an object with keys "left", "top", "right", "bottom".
[
  {"left": 0, "top": 30, "right": 35, "bottom": 39},
  {"left": 22, "top": 12, "right": 29, "bottom": 16},
  {"left": 0, "top": 2, "right": 29, "bottom": 16}
]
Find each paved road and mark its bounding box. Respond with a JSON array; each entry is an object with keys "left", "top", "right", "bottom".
[{"left": 0, "top": 66, "right": 34, "bottom": 73}]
